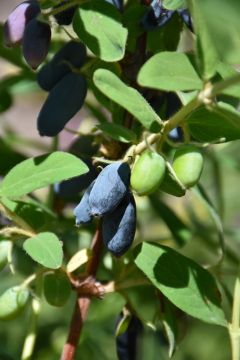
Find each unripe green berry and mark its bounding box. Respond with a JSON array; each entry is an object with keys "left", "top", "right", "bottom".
[
  {"left": 130, "top": 150, "right": 166, "bottom": 195},
  {"left": 172, "top": 145, "right": 203, "bottom": 188}
]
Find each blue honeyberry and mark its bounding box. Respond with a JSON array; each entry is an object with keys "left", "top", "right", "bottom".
[
  {"left": 37, "top": 72, "right": 87, "bottom": 137},
  {"left": 37, "top": 41, "right": 86, "bottom": 91},
  {"left": 22, "top": 18, "right": 51, "bottom": 69},
  {"left": 3, "top": 1, "right": 40, "bottom": 47},
  {"left": 102, "top": 192, "right": 136, "bottom": 257},
  {"left": 73, "top": 181, "right": 95, "bottom": 226},
  {"left": 89, "top": 162, "right": 131, "bottom": 217}
]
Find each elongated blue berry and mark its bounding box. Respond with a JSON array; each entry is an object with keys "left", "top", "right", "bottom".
[
  {"left": 74, "top": 181, "right": 95, "bottom": 225},
  {"left": 37, "top": 41, "right": 86, "bottom": 91},
  {"left": 3, "top": 1, "right": 40, "bottom": 47},
  {"left": 23, "top": 18, "right": 51, "bottom": 69},
  {"left": 89, "top": 162, "right": 130, "bottom": 216},
  {"left": 102, "top": 192, "right": 136, "bottom": 257},
  {"left": 37, "top": 73, "right": 87, "bottom": 136}
]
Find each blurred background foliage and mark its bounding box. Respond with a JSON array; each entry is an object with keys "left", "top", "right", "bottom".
[{"left": 0, "top": 1, "right": 240, "bottom": 359}]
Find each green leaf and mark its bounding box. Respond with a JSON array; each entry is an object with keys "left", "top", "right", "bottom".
[
  {"left": 149, "top": 196, "right": 191, "bottom": 246},
  {"left": 43, "top": 270, "right": 71, "bottom": 307},
  {"left": 121, "top": 285, "right": 160, "bottom": 324},
  {"left": 147, "top": 13, "right": 182, "bottom": 54},
  {"left": 0, "top": 151, "right": 89, "bottom": 198},
  {"left": 190, "top": 0, "right": 219, "bottom": 79},
  {"left": 0, "top": 286, "right": 30, "bottom": 320},
  {"left": 123, "top": 5, "right": 146, "bottom": 53},
  {"left": 93, "top": 69, "right": 162, "bottom": 131},
  {"left": 98, "top": 122, "right": 137, "bottom": 143},
  {"left": 135, "top": 242, "right": 227, "bottom": 326},
  {"left": 187, "top": 103, "right": 240, "bottom": 142},
  {"left": 193, "top": 0, "right": 240, "bottom": 65},
  {"left": 163, "top": 0, "right": 187, "bottom": 10},
  {"left": 23, "top": 232, "right": 63, "bottom": 269},
  {"left": 138, "top": 52, "right": 202, "bottom": 91},
  {"left": 1, "top": 197, "right": 55, "bottom": 231},
  {"left": 73, "top": 1, "right": 128, "bottom": 62},
  {"left": 216, "top": 63, "right": 240, "bottom": 98}
]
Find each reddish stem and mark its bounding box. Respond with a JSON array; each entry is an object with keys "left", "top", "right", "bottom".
[{"left": 60, "top": 226, "right": 103, "bottom": 360}]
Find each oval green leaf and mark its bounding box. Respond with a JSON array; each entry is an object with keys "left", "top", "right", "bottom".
[
  {"left": 23, "top": 232, "right": 63, "bottom": 269},
  {"left": 73, "top": 1, "right": 128, "bottom": 62},
  {"left": 93, "top": 69, "right": 162, "bottom": 131},
  {"left": 135, "top": 242, "right": 227, "bottom": 327},
  {"left": 0, "top": 151, "right": 89, "bottom": 198},
  {"left": 138, "top": 52, "right": 203, "bottom": 91},
  {"left": 187, "top": 103, "right": 240, "bottom": 142}
]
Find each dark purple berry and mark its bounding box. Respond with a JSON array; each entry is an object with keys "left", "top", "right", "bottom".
[
  {"left": 37, "top": 41, "right": 86, "bottom": 91},
  {"left": 23, "top": 18, "right": 51, "bottom": 69},
  {"left": 3, "top": 1, "right": 40, "bottom": 47}
]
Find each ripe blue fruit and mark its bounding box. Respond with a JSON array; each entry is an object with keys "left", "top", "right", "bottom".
[
  {"left": 54, "top": 1, "right": 77, "bottom": 25},
  {"left": 102, "top": 192, "right": 136, "bottom": 257},
  {"left": 141, "top": 0, "right": 174, "bottom": 31},
  {"left": 116, "top": 313, "right": 143, "bottom": 360},
  {"left": 3, "top": 1, "right": 40, "bottom": 47},
  {"left": 37, "top": 41, "right": 86, "bottom": 91},
  {"left": 74, "top": 181, "right": 95, "bottom": 225},
  {"left": 37, "top": 73, "right": 87, "bottom": 137},
  {"left": 22, "top": 18, "right": 51, "bottom": 69},
  {"left": 89, "top": 162, "right": 130, "bottom": 216}
]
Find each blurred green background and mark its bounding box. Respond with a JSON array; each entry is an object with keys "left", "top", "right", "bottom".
[{"left": 0, "top": 1, "right": 239, "bottom": 359}]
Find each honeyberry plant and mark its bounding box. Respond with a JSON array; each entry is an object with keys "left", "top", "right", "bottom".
[{"left": 1, "top": 0, "right": 240, "bottom": 359}]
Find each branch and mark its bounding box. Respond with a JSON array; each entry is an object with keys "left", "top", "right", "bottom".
[{"left": 60, "top": 226, "right": 103, "bottom": 360}]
